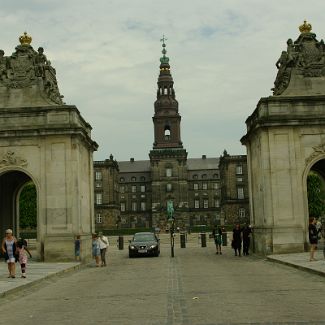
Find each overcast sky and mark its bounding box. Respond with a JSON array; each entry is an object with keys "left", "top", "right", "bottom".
[{"left": 1, "top": 1, "right": 324, "bottom": 161}]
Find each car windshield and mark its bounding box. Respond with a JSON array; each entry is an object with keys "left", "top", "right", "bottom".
[{"left": 133, "top": 234, "right": 155, "bottom": 242}]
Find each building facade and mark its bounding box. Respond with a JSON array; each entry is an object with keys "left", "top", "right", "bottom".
[{"left": 94, "top": 41, "right": 249, "bottom": 231}]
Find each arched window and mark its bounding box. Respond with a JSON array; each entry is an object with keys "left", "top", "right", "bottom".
[
  {"left": 193, "top": 174, "right": 198, "bottom": 180},
  {"left": 131, "top": 176, "right": 136, "bottom": 182},
  {"left": 202, "top": 174, "right": 207, "bottom": 179},
  {"left": 164, "top": 125, "right": 171, "bottom": 140},
  {"left": 119, "top": 177, "right": 125, "bottom": 182}
]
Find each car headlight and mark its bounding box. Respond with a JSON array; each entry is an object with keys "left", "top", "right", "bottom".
[
  {"left": 129, "top": 245, "right": 135, "bottom": 250},
  {"left": 150, "top": 245, "right": 157, "bottom": 249}
]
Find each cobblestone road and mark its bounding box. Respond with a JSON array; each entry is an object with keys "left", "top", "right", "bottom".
[{"left": 0, "top": 238, "right": 325, "bottom": 325}]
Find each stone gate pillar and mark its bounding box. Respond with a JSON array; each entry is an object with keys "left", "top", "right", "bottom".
[
  {"left": 241, "top": 21, "right": 325, "bottom": 254},
  {"left": 0, "top": 32, "right": 98, "bottom": 261}
]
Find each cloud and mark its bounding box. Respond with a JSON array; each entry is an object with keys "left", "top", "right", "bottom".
[{"left": 0, "top": 1, "right": 324, "bottom": 161}]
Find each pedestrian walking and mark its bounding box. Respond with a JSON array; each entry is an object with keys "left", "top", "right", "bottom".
[
  {"left": 242, "top": 224, "right": 252, "bottom": 256},
  {"left": 1, "top": 229, "right": 17, "bottom": 278},
  {"left": 232, "top": 224, "right": 242, "bottom": 257},
  {"left": 75, "top": 235, "right": 81, "bottom": 261},
  {"left": 98, "top": 232, "right": 109, "bottom": 266},
  {"left": 309, "top": 217, "right": 320, "bottom": 261},
  {"left": 16, "top": 238, "right": 32, "bottom": 278},
  {"left": 92, "top": 233, "right": 101, "bottom": 267},
  {"left": 212, "top": 226, "right": 222, "bottom": 255}
]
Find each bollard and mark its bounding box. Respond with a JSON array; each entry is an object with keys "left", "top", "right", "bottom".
[
  {"left": 118, "top": 236, "right": 124, "bottom": 250},
  {"left": 222, "top": 232, "right": 227, "bottom": 246},
  {"left": 200, "top": 233, "right": 207, "bottom": 247},
  {"left": 180, "top": 232, "right": 186, "bottom": 248}
]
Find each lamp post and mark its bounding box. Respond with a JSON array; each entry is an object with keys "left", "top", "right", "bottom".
[{"left": 167, "top": 200, "right": 175, "bottom": 258}]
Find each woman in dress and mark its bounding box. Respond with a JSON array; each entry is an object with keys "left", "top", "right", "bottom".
[{"left": 1, "top": 229, "right": 17, "bottom": 278}]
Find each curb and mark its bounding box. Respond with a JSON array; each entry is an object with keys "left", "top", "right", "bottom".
[
  {"left": 266, "top": 256, "right": 325, "bottom": 278},
  {"left": 0, "top": 263, "right": 83, "bottom": 298}
]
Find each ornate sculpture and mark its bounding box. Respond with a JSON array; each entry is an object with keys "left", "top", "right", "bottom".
[
  {"left": 306, "top": 144, "right": 325, "bottom": 164},
  {"left": 0, "top": 151, "right": 28, "bottom": 167},
  {"left": 272, "top": 21, "right": 325, "bottom": 95},
  {"left": 0, "top": 32, "right": 64, "bottom": 105}
]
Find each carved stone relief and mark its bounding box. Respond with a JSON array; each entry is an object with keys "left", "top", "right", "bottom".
[
  {"left": 0, "top": 151, "right": 28, "bottom": 167},
  {"left": 305, "top": 143, "right": 325, "bottom": 164},
  {"left": 0, "top": 33, "right": 64, "bottom": 105}
]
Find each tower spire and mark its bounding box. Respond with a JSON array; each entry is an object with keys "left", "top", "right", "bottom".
[{"left": 151, "top": 37, "right": 183, "bottom": 150}]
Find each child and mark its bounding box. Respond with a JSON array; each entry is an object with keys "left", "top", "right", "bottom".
[{"left": 16, "top": 238, "right": 32, "bottom": 278}]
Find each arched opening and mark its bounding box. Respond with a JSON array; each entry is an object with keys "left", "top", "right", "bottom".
[
  {"left": 164, "top": 126, "right": 171, "bottom": 140},
  {"left": 307, "top": 159, "right": 325, "bottom": 220},
  {"left": 0, "top": 170, "right": 38, "bottom": 242}
]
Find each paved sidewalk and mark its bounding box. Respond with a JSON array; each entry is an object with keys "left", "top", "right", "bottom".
[
  {"left": 267, "top": 250, "right": 325, "bottom": 277},
  {"left": 0, "top": 261, "right": 80, "bottom": 297}
]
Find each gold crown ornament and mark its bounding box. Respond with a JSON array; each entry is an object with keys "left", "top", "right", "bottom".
[
  {"left": 299, "top": 20, "right": 312, "bottom": 34},
  {"left": 19, "top": 32, "right": 32, "bottom": 46}
]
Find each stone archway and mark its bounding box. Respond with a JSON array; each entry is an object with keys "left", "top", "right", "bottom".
[
  {"left": 241, "top": 23, "right": 325, "bottom": 255},
  {"left": 0, "top": 33, "right": 98, "bottom": 261},
  {"left": 0, "top": 168, "right": 38, "bottom": 239}
]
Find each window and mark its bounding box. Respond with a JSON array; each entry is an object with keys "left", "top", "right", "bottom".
[
  {"left": 95, "top": 171, "right": 102, "bottom": 180},
  {"left": 203, "top": 199, "right": 209, "bottom": 208},
  {"left": 193, "top": 174, "right": 198, "bottom": 180},
  {"left": 215, "top": 199, "right": 220, "bottom": 208},
  {"left": 131, "top": 176, "right": 136, "bottom": 182},
  {"left": 96, "top": 213, "right": 102, "bottom": 224},
  {"left": 164, "top": 128, "right": 171, "bottom": 140},
  {"left": 141, "top": 202, "right": 146, "bottom": 211},
  {"left": 193, "top": 183, "right": 199, "bottom": 190},
  {"left": 237, "top": 187, "right": 244, "bottom": 199},
  {"left": 120, "top": 186, "right": 125, "bottom": 193},
  {"left": 95, "top": 182, "right": 101, "bottom": 188},
  {"left": 237, "top": 177, "right": 243, "bottom": 182},
  {"left": 236, "top": 165, "right": 243, "bottom": 175},
  {"left": 140, "top": 185, "right": 146, "bottom": 193},
  {"left": 95, "top": 193, "right": 102, "bottom": 205},
  {"left": 239, "top": 208, "right": 246, "bottom": 218},
  {"left": 213, "top": 173, "right": 219, "bottom": 179},
  {"left": 140, "top": 176, "right": 146, "bottom": 181},
  {"left": 201, "top": 174, "right": 207, "bottom": 179},
  {"left": 120, "top": 177, "right": 125, "bottom": 182},
  {"left": 213, "top": 183, "right": 219, "bottom": 190},
  {"left": 166, "top": 183, "right": 172, "bottom": 192},
  {"left": 132, "top": 202, "right": 137, "bottom": 211},
  {"left": 131, "top": 185, "right": 136, "bottom": 193},
  {"left": 202, "top": 183, "right": 208, "bottom": 190},
  {"left": 166, "top": 168, "right": 172, "bottom": 177},
  {"left": 120, "top": 202, "right": 126, "bottom": 212},
  {"left": 194, "top": 200, "right": 200, "bottom": 209}
]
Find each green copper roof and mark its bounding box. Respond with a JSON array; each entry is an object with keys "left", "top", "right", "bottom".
[{"left": 160, "top": 35, "right": 169, "bottom": 64}]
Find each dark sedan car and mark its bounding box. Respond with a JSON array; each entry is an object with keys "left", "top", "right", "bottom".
[{"left": 128, "top": 232, "right": 160, "bottom": 258}]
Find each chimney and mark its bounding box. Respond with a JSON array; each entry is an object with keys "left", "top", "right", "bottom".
[
  {"left": 202, "top": 155, "right": 206, "bottom": 159},
  {"left": 130, "top": 158, "right": 135, "bottom": 162}
]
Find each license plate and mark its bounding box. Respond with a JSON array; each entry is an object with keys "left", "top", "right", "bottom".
[{"left": 138, "top": 249, "right": 147, "bottom": 253}]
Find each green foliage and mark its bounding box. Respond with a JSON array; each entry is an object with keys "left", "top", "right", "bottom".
[
  {"left": 307, "top": 172, "right": 325, "bottom": 218},
  {"left": 19, "top": 182, "right": 37, "bottom": 229}
]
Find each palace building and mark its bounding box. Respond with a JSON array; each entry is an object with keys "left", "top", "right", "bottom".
[{"left": 94, "top": 40, "right": 249, "bottom": 231}]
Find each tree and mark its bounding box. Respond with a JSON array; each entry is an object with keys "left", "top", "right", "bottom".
[
  {"left": 19, "top": 182, "right": 37, "bottom": 229},
  {"left": 307, "top": 172, "right": 325, "bottom": 218}
]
